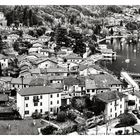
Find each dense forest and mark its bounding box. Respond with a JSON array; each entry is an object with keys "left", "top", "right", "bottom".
[{"left": 0, "top": 5, "right": 123, "bottom": 27}]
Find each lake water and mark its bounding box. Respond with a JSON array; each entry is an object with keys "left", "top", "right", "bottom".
[{"left": 99, "top": 38, "right": 140, "bottom": 76}]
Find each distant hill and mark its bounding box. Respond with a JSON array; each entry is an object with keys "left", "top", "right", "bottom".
[{"left": 0, "top": 5, "right": 123, "bottom": 27}]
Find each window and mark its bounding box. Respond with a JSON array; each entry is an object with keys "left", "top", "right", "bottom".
[
  {"left": 120, "top": 111, "right": 122, "bottom": 114},
  {"left": 13, "top": 84, "right": 15, "bottom": 88},
  {"left": 110, "top": 108, "right": 112, "bottom": 112},
  {"left": 24, "top": 85, "right": 26, "bottom": 88},
  {"left": 40, "top": 102, "right": 42, "bottom": 106},
  {"left": 92, "top": 89, "right": 95, "bottom": 92},
  {"left": 115, "top": 113, "right": 117, "bottom": 117},
  {"left": 25, "top": 111, "right": 29, "bottom": 114},
  {"left": 50, "top": 108, "right": 53, "bottom": 112},
  {"left": 57, "top": 100, "right": 59, "bottom": 104},
  {"left": 57, "top": 94, "right": 59, "bottom": 97},
  {"left": 40, "top": 95, "right": 42, "bottom": 99},
  {"left": 120, "top": 105, "right": 122, "bottom": 108},
  {"left": 40, "top": 109, "right": 42, "bottom": 113},
  {"left": 87, "top": 89, "right": 90, "bottom": 92},
  {"left": 120, "top": 98, "right": 122, "bottom": 102},
  {"left": 101, "top": 91, "right": 103, "bottom": 93},
  {"left": 110, "top": 102, "right": 112, "bottom": 105},
  {"left": 50, "top": 101, "right": 53, "bottom": 105},
  {"left": 25, "top": 97, "right": 29, "bottom": 100},
  {"left": 115, "top": 106, "right": 116, "bottom": 110},
  {"left": 50, "top": 94, "right": 53, "bottom": 98},
  {"left": 34, "top": 102, "right": 38, "bottom": 106},
  {"left": 26, "top": 104, "right": 28, "bottom": 107}
]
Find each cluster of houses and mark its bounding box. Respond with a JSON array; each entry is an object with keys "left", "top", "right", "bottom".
[{"left": 0, "top": 11, "right": 140, "bottom": 122}]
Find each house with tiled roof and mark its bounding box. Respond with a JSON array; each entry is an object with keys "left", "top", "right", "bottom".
[
  {"left": 0, "top": 77, "right": 12, "bottom": 90},
  {"left": 65, "top": 53, "right": 83, "bottom": 63},
  {"left": 17, "top": 86, "right": 62, "bottom": 118},
  {"left": 64, "top": 76, "right": 85, "bottom": 96},
  {"left": 0, "top": 54, "right": 9, "bottom": 69},
  {"left": 22, "top": 34, "right": 37, "bottom": 43},
  {"left": 11, "top": 77, "right": 33, "bottom": 89},
  {"left": 35, "top": 57, "right": 58, "bottom": 69},
  {"left": 42, "top": 67, "right": 68, "bottom": 77},
  {"left": 38, "top": 35, "right": 50, "bottom": 43},
  {"left": 79, "top": 64, "right": 104, "bottom": 76},
  {"left": 96, "top": 91, "right": 127, "bottom": 119},
  {"left": 86, "top": 73, "right": 123, "bottom": 98},
  {"left": 7, "top": 34, "right": 19, "bottom": 42}
]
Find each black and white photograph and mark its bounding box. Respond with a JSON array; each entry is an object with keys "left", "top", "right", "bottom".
[{"left": 0, "top": 0, "right": 140, "bottom": 135}]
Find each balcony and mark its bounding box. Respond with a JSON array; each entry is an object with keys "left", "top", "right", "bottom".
[
  {"left": 61, "top": 93, "right": 72, "bottom": 99},
  {"left": 33, "top": 96, "right": 39, "bottom": 102}
]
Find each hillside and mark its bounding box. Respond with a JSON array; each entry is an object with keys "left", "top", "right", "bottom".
[{"left": 0, "top": 5, "right": 123, "bottom": 27}]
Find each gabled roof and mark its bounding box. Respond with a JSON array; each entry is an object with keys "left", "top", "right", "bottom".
[
  {"left": 19, "top": 86, "right": 61, "bottom": 96},
  {"left": 11, "top": 78, "right": 33, "bottom": 85},
  {"left": 86, "top": 73, "right": 122, "bottom": 89},
  {"left": 65, "top": 53, "right": 83, "bottom": 60},
  {"left": 35, "top": 57, "right": 57, "bottom": 65},
  {"left": 64, "top": 76, "right": 85, "bottom": 86},
  {"left": 0, "top": 77, "right": 12, "bottom": 82},
  {"left": 97, "top": 91, "right": 127, "bottom": 103},
  {"left": 29, "top": 77, "right": 49, "bottom": 86}
]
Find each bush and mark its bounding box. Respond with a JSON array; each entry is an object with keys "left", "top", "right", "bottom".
[
  {"left": 57, "top": 111, "right": 67, "bottom": 122},
  {"left": 31, "top": 112, "right": 42, "bottom": 119},
  {"left": 54, "top": 124, "right": 77, "bottom": 135},
  {"left": 41, "top": 125, "right": 58, "bottom": 135},
  {"left": 67, "top": 111, "right": 77, "bottom": 121}
]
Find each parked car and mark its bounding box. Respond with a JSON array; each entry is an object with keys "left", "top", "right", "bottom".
[{"left": 132, "top": 110, "right": 139, "bottom": 115}]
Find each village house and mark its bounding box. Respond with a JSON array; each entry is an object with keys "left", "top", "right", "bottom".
[
  {"left": 17, "top": 86, "right": 62, "bottom": 118},
  {"left": 0, "top": 77, "right": 12, "bottom": 90},
  {"left": 0, "top": 12, "right": 7, "bottom": 26},
  {"left": 123, "top": 90, "right": 140, "bottom": 111},
  {"left": 10, "top": 77, "right": 33, "bottom": 89},
  {"left": 60, "top": 47, "right": 73, "bottom": 55},
  {"left": 22, "top": 34, "right": 37, "bottom": 43},
  {"left": 7, "top": 34, "right": 19, "bottom": 42},
  {"left": 62, "top": 76, "right": 85, "bottom": 106},
  {"left": 79, "top": 64, "right": 104, "bottom": 76},
  {"left": 0, "top": 54, "right": 9, "bottom": 69},
  {"left": 40, "top": 49, "right": 50, "bottom": 56},
  {"left": 38, "top": 35, "right": 50, "bottom": 43},
  {"left": 43, "top": 67, "right": 68, "bottom": 77},
  {"left": 65, "top": 53, "right": 83, "bottom": 63},
  {"left": 96, "top": 91, "right": 127, "bottom": 120},
  {"left": 29, "top": 43, "right": 43, "bottom": 54},
  {"left": 86, "top": 73, "right": 122, "bottom": 99},
  {"left": 35, "top": 57, "right": 58, "bottom": 69},
  {"left": 49, "top": 76, "right": 64, "bottom": 90}
]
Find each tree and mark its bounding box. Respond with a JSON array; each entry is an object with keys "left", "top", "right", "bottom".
[
  {"left": 90, "top": 96, "right": 106, "bottom": 116},
  {"left": 119, "top": 113, "right": 137, "bottom": 126},
  {"left": 57, "top": 111, "right": 67, "bottom": 122}
]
